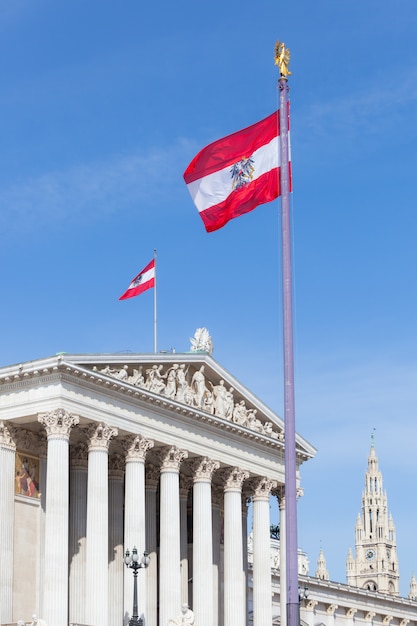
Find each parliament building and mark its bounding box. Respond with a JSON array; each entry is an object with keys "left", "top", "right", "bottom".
[{"left": 1, "top": 331, "right": 416, "bottom": 626}]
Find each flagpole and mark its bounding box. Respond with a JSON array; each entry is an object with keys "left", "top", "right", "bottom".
[
  {"left": 153, "top": 249, "right": 157, "bottom": 353},
  {"left": 275, "top": 41, "right": 299, "bottom": 626}
]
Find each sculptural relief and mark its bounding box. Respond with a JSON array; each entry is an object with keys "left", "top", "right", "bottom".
[{"left": 91, "top": 358, "right": 283, "bottom": 440}]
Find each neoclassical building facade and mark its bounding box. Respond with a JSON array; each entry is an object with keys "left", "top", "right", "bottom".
[
  {"left": 246, "top": 443, "right": 417, "bottom": 626},
  {"left": 0, "top": 343, "right": 315, "bottom": 626}
]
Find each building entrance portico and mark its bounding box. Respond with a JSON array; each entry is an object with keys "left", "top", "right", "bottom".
[{"left": 0, "top": 342, "right": 315, "bottom": 626}]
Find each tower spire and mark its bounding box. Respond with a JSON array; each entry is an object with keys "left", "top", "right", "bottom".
[{"left": 346, "top": 443, "right": 399, "bottom": 595}]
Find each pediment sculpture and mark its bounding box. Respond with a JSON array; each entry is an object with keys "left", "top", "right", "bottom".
[{"left": 92, "top": 360, "right": 283, "bottom": 441}]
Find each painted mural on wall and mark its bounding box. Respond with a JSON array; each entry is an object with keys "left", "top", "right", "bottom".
[{"left": 15, "top": 451, "right": 40, "bottom": 498}]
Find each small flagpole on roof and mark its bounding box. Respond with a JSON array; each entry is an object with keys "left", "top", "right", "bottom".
[
  {"left": 153, "top": 249, "right": 157, "bottom": 353},
  {"left": 274, "top": 41, "right": 299, "bottom": 626}
]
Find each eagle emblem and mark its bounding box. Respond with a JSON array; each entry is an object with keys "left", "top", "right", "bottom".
[
  {"left": 230, "top": 157, "right": 255, "bottom": 191},
  {"left": 131, "top": 275, "right": 144, "bottom": 287}
]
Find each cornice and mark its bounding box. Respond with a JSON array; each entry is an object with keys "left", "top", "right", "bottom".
[{"left": 0, "top": 354, "right": 316, "bottom": 462}]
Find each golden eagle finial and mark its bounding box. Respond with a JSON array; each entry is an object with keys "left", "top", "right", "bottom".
[{"left": 274, "top": 41, "right": 291, "bottom": 77}]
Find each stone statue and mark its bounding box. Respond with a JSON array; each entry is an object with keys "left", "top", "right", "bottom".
[
  {"left": 175, "top": 364, "right": 188, "bottom": 402},
  {"left": 203, "top": 389, "right": 214, "bottom": 414},
  {"left": 224, "top": 386, "right": 234, "bottom": 420},
  {"left": 274, "top": 40, "right": 291, "bottom": 77},
  {"left": 246, "top": 408, "right": 263, "bottom": 432},
  {"left": 190, "top": 327, "right": 213, "bottom": 355},
  {"left": 30, "top": 615, "right": 48, "bottom": 626},
  {"left": 191, "top": 365, "right": 206, "bottom": 408},
  {"left": 113, "top": 365, "right": 129, "bottom": 381},
  {"left": 145, "top": 365, "right": 166, "bottom": 394},
  {"left": 164, "top": 364, "right": 178, "bottom": 398},
  {"left": 128, "top": 366, "right": 144, "bottom": 387},
  {"left": 232, "top": 400, "right": 248, "bottom": 426},
  {"left": 210, "top": 379, "right": 228, "bottom": 418},
  {"left": 169, "top": 603, "right": 195, "bottom": 626}
]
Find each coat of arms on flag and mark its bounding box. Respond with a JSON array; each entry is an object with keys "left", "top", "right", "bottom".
[{"left": 230, "top": 157, "right": 255, "bottom": 190}]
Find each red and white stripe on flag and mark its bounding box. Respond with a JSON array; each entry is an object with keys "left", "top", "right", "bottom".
[
  {"left": 183, "top": 108, "right": 291, "bottom": 232},
  {"left": 119, "top": 259, "right": 155, "bottom": 300}
]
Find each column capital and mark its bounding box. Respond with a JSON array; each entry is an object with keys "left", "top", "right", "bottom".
[
  {"left": 212, "top": 483, "right": 224, "bottom": 508},
  {"left": 242, "top": 493, "right": 251, "bottom": 511},
  {"left": 179, "top": 473, "right": 193, "bottom": 497},
  {"left": 250, "top": 477, "right": 277, "bottom": 501},
  {"left": 109, "top": 452, "right": 125, "bottom": 480},
  {"left": 70, "top": 442, "right": 88, "bottom": 469},
  {"left": 145, "top": 463, "right": 160, "bottom": 489},
  {"left": 38, "top": 408, "right": 79, "bottom": 440},
  {"left": 122, "top": 434, "right": 154, "bottom": 462},
  {"left": 189, "top": 456, "right": 220, "bottom": 482},
  {"left": 220, "top": 467, "right": 249, "bottom": 492},
  {"left": 274, "top": 485, "right": 286, "bottom": 508},
  {"left": 86, "top": 422, "right": 118, "bottom": 451},
  {"left": 154, "top": 445, "right": 188, "bottom": 472},
  {"left": 0, "top": 421, "right": 16, "bottom": 451}
]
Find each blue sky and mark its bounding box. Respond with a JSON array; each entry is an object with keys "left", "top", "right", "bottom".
[{"left": 1, "top": 0, "right": 417, "bottom": 597}]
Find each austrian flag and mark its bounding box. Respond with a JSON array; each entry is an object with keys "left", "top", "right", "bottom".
[
  {"left": 119, "top": 259, "right": 155, "bottom": 300},
  {"left": 183, "top": 109, "right": 291, "bottom": 232}
]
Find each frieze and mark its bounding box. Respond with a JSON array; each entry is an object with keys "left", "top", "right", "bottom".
[
  {"left": 12, "top": 428, "right": 40, "bottom": 456},
  {"left": 90, "top": 360, "right": 284, "bottom": 441}
]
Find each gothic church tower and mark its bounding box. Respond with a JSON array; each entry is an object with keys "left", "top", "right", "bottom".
[{"left": 346, "top": 438, "right": 399, "bottom": 595}]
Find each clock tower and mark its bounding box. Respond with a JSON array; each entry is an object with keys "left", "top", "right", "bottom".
[{"left": 346, "top": 438, "right": 399, "bottom": 595}]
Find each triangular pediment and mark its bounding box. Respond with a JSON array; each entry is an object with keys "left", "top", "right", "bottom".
[
  {"left": 0, "top": 350, "right": 316, "bottom": 462},
  {"left": 60, "top": 351, "right": 315, "bottom": 461}
]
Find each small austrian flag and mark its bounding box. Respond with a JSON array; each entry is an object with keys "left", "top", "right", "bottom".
[
  {"left": 183, "top": 109, "right": 291, "bottom": 232},
  {"left": 119, "top": 259, "right": 155, "bottom": 300}
]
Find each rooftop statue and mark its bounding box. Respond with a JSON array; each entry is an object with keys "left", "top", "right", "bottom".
[
  {"left": 190, "top": 327, "right": 213, "bottom": 355},
  {"left": 274, "top": 41, "right": 291, "bottom": 77}
]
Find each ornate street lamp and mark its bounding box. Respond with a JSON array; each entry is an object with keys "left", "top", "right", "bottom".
[{"left": 125, "top": 547, "right": 150, "bottom": 626}]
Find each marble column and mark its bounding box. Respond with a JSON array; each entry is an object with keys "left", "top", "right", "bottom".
[
  {"left": 37, "top": 436, "right": 47, "bottom": 619},
  {"left": 251, "top": 478, "right": 276, "bottom": 626},
  {"left": 242, "top": 493, "right": 250, "bottom": 626},
  {"left": 108, "top": 453, "right": 125, "bottom": 626},
  {"left": 85, "top": 422, "right": 118, "bottom": 626},
  {"left": 0, "top": 421, "right": 16, "bottom": 625},
  {"left": 156, "top": 445, "right": 188, "bottom": 626},
  {"left": 222, "top": 467, "right": 249, "bottom": 626},
  {"left": 277, "top": 488, "right": 286, "bottom": 626},
  {"left": 38, "top": 409, "right": 79, "bottom": 626},
  {"left": 211, "top": 485, "right": 223, "bottom": 626},
  {"left": 179, "top": 474, "right": 193, "bottom": 606},
  {"left": 190, "top": 457, "right": 219, "bottom": 626},
  {"left": 122, "top": 434, "right": 154, "bottom": 626},
  {"left": 69, "top": 442, "right": 88, "bottom": 626},
  {"left": 145, "top": 464, "right": 160, "bottom": 626}
]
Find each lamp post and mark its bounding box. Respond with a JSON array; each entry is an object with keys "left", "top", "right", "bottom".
[{"left": 125, "top": 547, "right": 150, "bottom": 626}]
